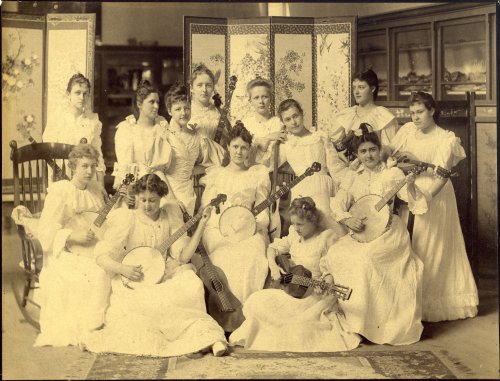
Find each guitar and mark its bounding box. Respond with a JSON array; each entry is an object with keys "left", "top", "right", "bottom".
[
  {"left": 269, "top": 128, "right": 285, "bottom": 241},
  {"left": 396, "top": 153, "right": 457, "bottom": 179},
  {"left": 120, "top": 194, "right": 227, "bottom": 290},
  {"left": 347, "top": 165, "right": 426, "bottom": 243},
  {"left": 17, "top": 124, "right": 69, "bottom": 181},
  {"left": 213, "top": 75, "right": 237, "bottom": 145},
  {"left": 271, "top": 254, "right": 352, "bottom": 300},
  {"left": 65, "top": 173, "right": 136, "bottom": 257},
  {"left": 219, "top": 162, "right": 322, "bottom": 243}
]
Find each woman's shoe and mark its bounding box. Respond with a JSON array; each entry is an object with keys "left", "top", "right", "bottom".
[{"left": 212, "top": 341, "right": 227, "bottom": 357}]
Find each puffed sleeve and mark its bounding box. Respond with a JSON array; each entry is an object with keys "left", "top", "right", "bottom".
[
  {"left": 251, "top": 164, "right": 271, "bottom": 233},
  {"left": 113, "top": 117, "right": 135, "bottom": 188},
  {"left": 149, "top": 120, "right": 173, "bottom": 171},
  {"left": 389, "top": 122, "right": 414, "bottom": 154},
  {"left": 94, "top": 208, "right": 135, "bottom": 264},
  {"left": 370, "top": 106, "right": 398, "bottom": 146},
  {"left": 37, "top": 181, "right": 72, "bottom": 256},
  {"left": 163, "top": 202, "right": 189, "bottom": 261},
  {"left": 434, "top": 130, "right": 466, "bottom": 170},
  {"left": 329, "top": 177, "right": 355, "bottom": 222},
  {"left": 88, "top": 113, "right": 106, "bottom": 173},
  {"left": 197, "top": 135, "right": 225, "bottom": 167},
  {"left": 329, "top": 107, "right": 357, "bottom": 139},
  {"left": 383, "top": 167, "right": 428, "bottom": 215},
  {"left": 200, "top": 165, "right": 223, "bottom": 207},
  {"left": 319, "top": 130, "right": 351, "bottom": 185},
  {"left": 269, "top": 226, "right": 295, "bottom": 254}
]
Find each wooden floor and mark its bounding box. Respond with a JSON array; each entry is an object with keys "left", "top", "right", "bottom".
[{"left": 2, "top": 214, "right": 499, "bottom": 379}]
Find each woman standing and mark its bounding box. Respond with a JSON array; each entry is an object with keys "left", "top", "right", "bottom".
[
  {"left": 43, "top": 73, "right": 105, "bottom": 185},
  {"left": 163, "top": 82, "right": 225, "bottom": 215},
  {"left": 390, "top": 91, "right": 478, "bottom": 322},
  {"left": 35, "top": 144, "right": 110, "bottom": 347},
  {"left": 199, "top": 123, "right": 270, "bottom": 332},
  {"left": 188, "top": 64, "right": 222, "bottom": 141},
  {"left": 321, "top": 123, "right": 425, "bottom": 345},
  {"left": 241, "top": 78, "right": 285, "bottom": 166},
  {"left": 112, "top": 80, "right": 170, "bottom": 191}
]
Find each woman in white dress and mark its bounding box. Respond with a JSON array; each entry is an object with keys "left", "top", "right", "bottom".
[
  {"left": 328, "top": 69, "right": 398, "bottom": 182},
  {"left": 321, "top": 123, "right": 425, "bottom": 345},
  {"left": 82, "top": 174, "right": 227, "bottom": 357},
  {"left": 162, "top": 83, "right": 225, "bottom": 215},
  {"left": 43, "top": 73, "right": 105, "bottom": 185},
  {"left": 241, "top": 78, "right": 286, "bottom": 166},
  {"left": 198, "top": 123, "right": 270, "bottom": 332},
  {"left": 34, "top": 144, "right": 110, "bottom": 347},
  {"left": 188, "top": 64, "right": 222, "bottom": 141},
  {"left": 277, "top": 99, "right": 343, "bottom": 235},
  {"left": 390, "top": 91, "right": 478, "bottom": 322},
  {"left": 230, "top": 197, "right": 361, "bottom": 352},
  {"left": 113, "top": 80, "right": 170, "bottom": 189}
]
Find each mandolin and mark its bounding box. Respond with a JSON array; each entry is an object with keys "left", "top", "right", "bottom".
[
  {"left": 219, "top": 162, "right": 322, "bottom": 243},
  {"left": 120, "top": 194, "right": 227, "bottom": 290},
  {"left": 270, "top": 254, "right": 352, "bottom": 300},
  {"left": 396, "top": 153, "right": 457, "bottom": 179},
  {"left": 65, "top": 173, "right": 135, "bottom": 257},
  {"left": 213, "top": 75, "right": 237, "bottom": 145}
]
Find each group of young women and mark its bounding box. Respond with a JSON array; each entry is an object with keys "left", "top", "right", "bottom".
[{"left": 35, "top": 66, "right": 478, "bottom": 357}]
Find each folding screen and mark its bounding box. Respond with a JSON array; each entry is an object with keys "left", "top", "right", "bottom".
[
  {"left": 184, "top": 16, "right": 356, "bottom": 131},
  {"left": 2, "top": 12, "right": 95, "bottom": 192}
]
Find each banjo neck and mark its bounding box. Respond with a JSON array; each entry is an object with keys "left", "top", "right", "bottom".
[
  {"left": 252, "top": 168, "right": 312, "bottom": 216},
  {"left": 157, "top": 209, "right": 204, "bottom": 256},
  {"left": 374, "top": 177, "right": 408, "bottom": 212}
]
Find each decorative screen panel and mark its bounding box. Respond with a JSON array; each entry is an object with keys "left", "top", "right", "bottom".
[{"left": 185, "top": 16, "right": 356, "bottom": 131}]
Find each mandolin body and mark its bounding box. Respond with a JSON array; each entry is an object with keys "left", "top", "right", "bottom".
[{"left": 348, "top": 194, "right": 392, "bottom": 243}]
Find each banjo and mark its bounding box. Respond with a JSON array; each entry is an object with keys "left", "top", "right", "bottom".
[
  {"left": 348, "top": 165, "right": 426, "bottom": 243},
  {"left": 65, "top": 173, "right": 135, "bottom": 258},
  {"left": 120, "top": 194, "right": 227, "bottom": 290},
  {"left": 219, "top": 162, "right": 321, "bottom": 243}
]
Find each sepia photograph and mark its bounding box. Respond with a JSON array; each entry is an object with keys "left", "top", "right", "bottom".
[{"left": 1, "top": 0, "right": 498, "bottom": 379}]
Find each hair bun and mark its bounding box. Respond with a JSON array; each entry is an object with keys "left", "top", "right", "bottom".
[{"left": 291, "top": 196, "right": 316, "bottom": 211}]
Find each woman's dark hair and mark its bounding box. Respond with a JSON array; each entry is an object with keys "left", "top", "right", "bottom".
[
  {"left": 68, "top": 143, "right": 99, "bottom": 170},
  {"left": 132, "top": 173, "right": 169, "bottom": 197},
  {"left": 349, "top": 123, "right": 381, "bottom": 154},
  {"left": 277, "top": 99, "right": 303, "bottom": 121},
  {"left": 246, "top": 77, "right": 273, "bottom": 99},
  {"left": 408, "top": 91, "right": 440, "bottom": 122},
  {"left": 228, "top": 121, "right": 253, "bottom": 146},
  {"left": 133, "top": 80, "right": 161, "bottom": 120},
  {"left": 164, "top": 82, "right": 189, "bottom": 111},
  {"left": 66, "top": 73, "right": 91, "bottom": 93},
  {"left": 352, "top": 69, "right": 379, "bottom": 101},
  {"left": 189, "top": 63, "right": 215, "bottom": 86},
  {"left": 289, "top": 197, "right": 323, "bottom": 228}
]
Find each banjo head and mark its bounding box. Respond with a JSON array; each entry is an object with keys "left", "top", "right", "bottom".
[
  {"left": 121, "top": 246, "right": 165, "bottom": 289},
  {"left": 348, "top": 194, "right": 391, "bottom": 243},
  {"left": 219, "top": 205, "right": 257, "bottom": 243}
]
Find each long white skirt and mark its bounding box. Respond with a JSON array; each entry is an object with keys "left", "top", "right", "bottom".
[
  {"left": 230, "top": 289, "right": 361, "bottom": 352},
  {"left": 83, "top": 267, "right": 226, "bottom": 357},
  {"left": 322, "top": 216, "right": 424, "bottom": 345}
]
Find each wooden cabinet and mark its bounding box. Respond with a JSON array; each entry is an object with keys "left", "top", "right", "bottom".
[
  {"left": 358, "top": 3, "right": 496, "bottom": 102},
  {"left": 94, "top": 45, "right": 183, "bottom": 171}
]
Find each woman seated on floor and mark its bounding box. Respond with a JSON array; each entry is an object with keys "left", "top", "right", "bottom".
[
  {"left": 320, "top": 123, "right": 425, "bottom": 346},
  {"left": 229, "top": 196, "right": 361, "bottom": 352},
  {"left": 82, "top": 174, "right": 227, "bottom": 357},
  {"left": 34, "top": 143, "right": 110, "bottom": 348}
]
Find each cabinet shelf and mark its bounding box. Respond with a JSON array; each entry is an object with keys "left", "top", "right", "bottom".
[
  {"left": 444, "top": 40, "right": 485, "bottom": 48},
  {"left": 398, "top": 46, "right": 431, "bottom": 52},
  {"left": 358, "top": 49, "right": 386, "bottom": 56}
]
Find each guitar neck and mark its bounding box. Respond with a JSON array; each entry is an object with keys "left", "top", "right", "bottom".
[
  {"left": 213, "top": 90, "right": 235, "bottom": 144},
  {"left": 290, "top": 274, "right": 350, "bottom": 300},
  {"left": 157, "top": 210, "right": 203, "bottom": 255},
  {"left": 252, "top": 170, "right": 310, "bottom": 216}
]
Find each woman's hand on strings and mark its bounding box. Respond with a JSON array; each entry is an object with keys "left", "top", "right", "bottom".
[
  {"left": 119, "top": 185, "right": 136, "bottom": 207},
  {"left": 266, "top": 130, "right": 287, "bottom": 144},
  {"left": 68, "top": 229, "right": 96, "bottom": 245},
  {"left": 200, "top": 205, "right": 213, "bottom": 223},
  {"left": 122, "top": 264, "right": 144, "bottom": 282},
  {"left": 269, "top": 263, "right": 286, "bottom": 281},
  {"left": 342, "top": 216, "right": 366, "bottom": 232}
]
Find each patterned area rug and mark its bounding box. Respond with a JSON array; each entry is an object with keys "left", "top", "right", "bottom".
[{"left": 85, "top": 350, "right": 456, "bottom": 379}]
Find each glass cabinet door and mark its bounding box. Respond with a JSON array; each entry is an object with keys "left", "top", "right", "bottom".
[
  {"left": 357, "top": 31, "right": 388, "bottom": 100},
  {"left": 393, "top": 26, "right": 432, "bottom": 100},
  {"left": 439, "top": 17, "right": 487, "bottom": 100}
]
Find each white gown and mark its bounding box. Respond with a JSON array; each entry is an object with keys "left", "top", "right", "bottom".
[
  {"left": 163, "top": 127, "right": 225, "bottom": 215},
  {"left": 199, "top": 165, "right": 270, "bottom": 322},
  {"left": 42, "top": 106, "right": 105, "bottom": 180},
  {"left": 241, "top": 114, "right": 282, "bottom": 166},
  {"left": 189, "top": 103, "right": 221, "bottom": 141},
  {"left": 34, "top": 180, "right": 110, "bottom": 347},
  {"left": 82, "top": 205, "right": 226, "bottom": 357},
  {"left": 390, "top": 122, "right": 478, "bottom": 322},
  {"left": 321, "top": 163, "right": 425, "bottom": 345},
  {"left": 230, "top": 227, "right": 361, "bottom": 352}
]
